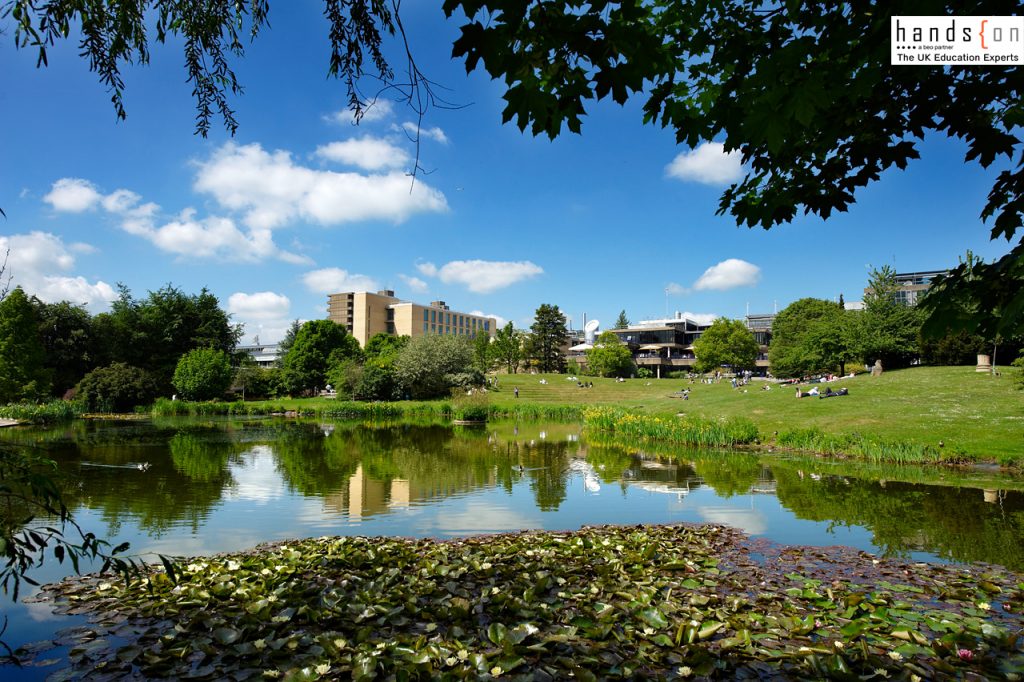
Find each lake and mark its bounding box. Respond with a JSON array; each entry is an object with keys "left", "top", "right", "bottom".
[{"left": 3, "top": 416, "right": 1024, "bottom": 678}]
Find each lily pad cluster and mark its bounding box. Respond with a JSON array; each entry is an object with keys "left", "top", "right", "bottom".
[{"left": 30, "top": 524, "right": 1024, "bottom": 680}]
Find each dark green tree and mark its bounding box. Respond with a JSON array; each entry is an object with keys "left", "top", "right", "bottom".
[
  {"left": 472, "top": 329, "right": 493, "bottom": 373},
  {"left": 862, "top": 266, "right": 923, "bottom": 369},
  {"left": 277, "top": 319, "right": 304, "bottom": 358},
  {"left": 0, "top": 287, "right": 50, "bottom": 402},
  {"left": 614, "top": 310, "right": 630, "bottom": 329},
  {"left": 692, "top": 317, "right": 758, "bottom": 374},
  {"left": 32, "top": 298, "right": 95, "bottom": 397},
  {"left": 529, "top": 304, "right": 568, "bottom": 373},
  {"left": 585, "top": 331, "right": 634, "bottom": 378},
  {"left": 76, "top": 362, "right": 159, "bottom": 412},
  {"left": 281, "top": 320, "right": 358, "bottom": 395},
  {"left": 173, "top": 348, "right": 233, "bottom": 401},
  {"left": 770, "top": 298, "right": 852, "bottom": 378},
  {"left": 491, "top": 322, "right": 522, "bottom": 374},
  {"left": 363, "top": 332, "right": 409, "bottom": 361}
]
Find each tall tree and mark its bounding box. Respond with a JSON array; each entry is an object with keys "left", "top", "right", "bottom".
[
  {"left": 277, "top": 319, "right": 304, "bottom": 358},
  {"left": 392, "top": 334, "right": 477, "bottom": 399},
  {"left": 472, "top": 329, "right": 493, "bottom": 374},
  {"left": 585, "top": 331, "right": 634, "bottom": 378},
  {"left": 491, "top": 322, "right": 522, "bottom": 374},
  {"left": 0, "top": 287, "right": 50, "bottom": 402},
  {"left": 861, "top": 266, "right": 923, "bottom": 370},
  {"left": 614, "top": 310, "right": 630, "bottom": 329},
  {"left": 529, "top": 304, "right": 568, "bottom": 373},
  {"left": 32, "top": 298, "right": 95, "bottom": 397},
  {"left": 281, "top": 320, "right": 358, "bottom": 395},
  {"left": 770, "top": 298, "right": 852, "bottom": 378},
  {"left": 692, "top": 318, "right": 758, "bottom": 374}
]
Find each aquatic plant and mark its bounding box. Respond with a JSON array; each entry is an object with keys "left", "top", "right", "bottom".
[
  {"left": 0, "top": 400, "right": 79, "bottom": 423},
  {"left": 583, "top": 407, "right": 758, "bottom": 448},
  {"left": 33, "top": 524, "right": 1024, "bottom": 680}
]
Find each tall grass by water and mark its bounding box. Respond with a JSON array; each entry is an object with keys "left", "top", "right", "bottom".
[
  {"left": 774, "top": 427, "right": 968, "bottom": 464},
  {"left": 583, "top": 406, "right": 759, "bottom": 448},
  {"left": 0, "top": 400, "right": 80, "bottom": 423}
]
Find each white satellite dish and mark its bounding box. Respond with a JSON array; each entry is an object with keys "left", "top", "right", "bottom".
[{"left": 584, "top": 319, "right": 600, "bottom": 345}]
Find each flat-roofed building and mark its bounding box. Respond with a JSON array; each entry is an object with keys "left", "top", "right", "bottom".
[
  {"left": 863, "top": 270, "right": 948, "bottom": 307},
  {"left": 327, "top": 289, "right": 498, "bottom": 347}
]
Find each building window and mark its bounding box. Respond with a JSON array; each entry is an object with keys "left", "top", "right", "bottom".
[
  {"left": 431, "top": 324, "right": 436, "bottom": 333},
  {"left": 423, "top": 310, "right": 429, "bottom": 321},
  {"left": 431, "top": 310, "right": 436, "bottom": 322},
  {"left": 484, "top": 321, "right": 490, "bottom": 332}
]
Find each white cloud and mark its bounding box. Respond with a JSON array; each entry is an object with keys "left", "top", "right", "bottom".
[
  {"left": 228, "top": 291, "right": 291, "bottom": 321},
  {"left": 665, "top": 142, "right": 743, "bottom": 185},
  {"left": 194, "top": 142, "right": 447, "bottom": 230},
  {"left": 419, "top": 259, "right": 543, "bottom": 294},
  {"left": 315, "top": 136, "right": 410, "bottom": 171},
  {"left": 469, "top": 310, "right": 507, "bottom": 328},
  {"left": 416, "top": 261, "right": 438, "bottom": 277},
  {"left": 325, "top": 99, "right": 394, "bottom": 125},
  {"left": 43, "top": 178, "right": 103, "bottom": 212},
  {"left": 0, "top": 231, "right": 116, "bottom": 311},
  {"left": 401, "top": 121, "right": 449, "bottom": 144},
  {"left": 302, "top": 267, "right": 380, "bottom": 294},
  {"left": 692, "top": 259, "right": 761, "bottom": 291},
  {"left": 399, "top": 274, "right": 429, "bottom": 293}
]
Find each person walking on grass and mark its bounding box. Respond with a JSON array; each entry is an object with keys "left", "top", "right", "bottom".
[{"left": 514, "top": 387, "right": 519, "bottom": 399}]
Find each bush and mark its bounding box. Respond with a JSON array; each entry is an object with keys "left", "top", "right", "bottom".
[
  {"left": 173, "top": 348, "right": 233, "bottom": 401},
  {"left": 76, "top": 363, "right": 159, "bottom": 412},
  {"left": 1013, "top": 353, "right": 1024, "bottom": 390},
  {"left": 636, "top": 367, "right": 653, "bottom": 379},
  {"left": 353, "top": 361, "right": 401, "bottom": 401}
]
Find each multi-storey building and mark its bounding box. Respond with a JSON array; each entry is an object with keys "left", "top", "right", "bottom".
[{"left": 327, "top": 289, "right": 497, "bottom": 347}]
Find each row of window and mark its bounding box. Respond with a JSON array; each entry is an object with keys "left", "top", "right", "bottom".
[
  {"left": 421, "top": 309, "right": 490, "bottom": 331},
  {"left": 422, "top": 323, "right": 485, "bottom": 337}
]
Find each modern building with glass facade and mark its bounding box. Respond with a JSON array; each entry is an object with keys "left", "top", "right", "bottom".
[{"left": 327, "top": 290, "right": 497, "bottom": 347}]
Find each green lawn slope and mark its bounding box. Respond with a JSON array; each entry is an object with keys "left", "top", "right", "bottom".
[{"left": 487, "top": 366, "right": 1021, "bottom": 461}]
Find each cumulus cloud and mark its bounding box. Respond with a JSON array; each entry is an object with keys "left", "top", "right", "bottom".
[
  {"left": 194, "top": 142, "right": 447, "bottom": 230},
  {"left": 400, "top": 121, "right": 449, "bottom": 144},
  {"left": 43, "top": 178, "right": 103, "bottom": 212},
  {"left": 315, "top": 137, "right": 410, "bottom": 171},
  {"left": 0, "top": 231, "right": 116, "bottom": 311},
  {"left": 692, "top": 259, "right": 761, "bottom": 291},
  {"left": 227, "top": 291, "right": 294, "bottom": 344},
  {"left": 665, "top": 142, "right": 743, "bottom": 185},
  {"left": 680, "top": 311, "right": 718, "bottom": 326},
  {"left": 302, "top": 267, "right": 380, "bottom": 294},
  {"left": 399, "top": 274, "right": 429, "bottom": 293},
  {"left": 418, "top": 259, "right": 543, "bottom": 294}
]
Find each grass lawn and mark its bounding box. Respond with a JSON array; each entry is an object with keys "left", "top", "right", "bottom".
[{"left": 485, "top": 366, "right": 1022, "bottom": 461}]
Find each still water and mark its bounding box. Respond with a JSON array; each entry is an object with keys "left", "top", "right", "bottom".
[{"left": 3, "top": 417, "right": 1024, "bottom": 676}]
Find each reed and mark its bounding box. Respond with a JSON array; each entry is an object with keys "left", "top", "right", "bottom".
[
  {"left": 773, "top": 427, "right": 957, "bottom": 464},
  {"left": 0, "top": 400, "right": 80, "bottom": 423},
  {"left": 582, "top": 407, "right": 759, "bottom": 448}
]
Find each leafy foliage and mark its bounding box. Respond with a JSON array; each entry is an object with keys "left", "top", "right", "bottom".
[
  {"left": 280, "top": 320, "right": 360, "bottom": 395},
  {"left": 528, "top": 304, "right": 568, "bottom": 373},
  {"left": 76, "top": 362, "right": 159, "bottom": 412},
  {"left": 172, "top": 348, "right": 233, "bottom": 401},
  {"left": 37, "top": 523, "right": 1024, "bottom": 679},
  {"left": 692, "top": 317, "right": 758, "bottom": 373},
  {"left": 919, "top": 330, "right": 987, "bottom": 367},
  {"left": 614, "top": 309, "right": 630, "bottom": 329},
  {"left": 32, "top": 298, "right": 95, "bottom": 397},
  {"left": 393, "top": 334, "right": 478, "bottom": 400},
  {"left": 585, "top": 330, "right": 634, "bottom": 378},
  {"left": 862, "top": 266, "right": 923, "bottom": 370},
  {"left": 491, "top": 322, "right": 522, "bottom": 374},
  {"left": 0, "top": 287, "right": 49, "bottom": 403},
  {"left": 770, "top": 298, "right": 853, "bottom": 378}
]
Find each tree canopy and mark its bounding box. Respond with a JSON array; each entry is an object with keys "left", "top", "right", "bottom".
[
  {"left": 692, "top": 317, "right": 758, "bottom": 373},
  {"left": 0, "top": 287, "right": 50, "bottom": 402},
  {"left": 281, "top": 320, "right": 359, "bottom": 395},
  {"left": 586, "top": 330, "right": 634, "bottom": 378},
  {"left": 529, "top": 304, "right": 568, "bottom": 373},
  {"left": 770, "top": 298, "right": 851, "bottom": 378}
]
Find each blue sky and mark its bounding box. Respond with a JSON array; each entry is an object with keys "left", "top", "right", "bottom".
[{"left": 1, "top": 5, "right": 1014, "bottom": 344}]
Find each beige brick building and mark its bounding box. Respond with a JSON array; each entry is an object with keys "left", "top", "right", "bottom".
[{"left": 327, "top": 290, "right": 498, "bottom": 347}]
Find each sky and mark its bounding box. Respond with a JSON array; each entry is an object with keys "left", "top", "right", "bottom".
[{"left": 1, "top": 5, "right": 1015, "bottom": 344}]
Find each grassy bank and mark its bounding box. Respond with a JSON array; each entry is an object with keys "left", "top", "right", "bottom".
[{"left": 35, "top": 524, "right": 1024, "bottom": 680}]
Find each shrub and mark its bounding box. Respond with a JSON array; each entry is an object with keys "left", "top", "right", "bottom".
[
  {"left": 1013, "top": 353, "right": 1024, "bottom": 390},
  {"left": 173, "top": 348, "right": 233, "bottom": 401},
  {"left": 76, "top": 363, "right": 159, "bottom": 412},
  {"left": 636, "top": 367, "right": 653, "bottom": 379}
]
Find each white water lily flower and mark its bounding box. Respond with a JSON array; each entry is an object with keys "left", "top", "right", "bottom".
[
  {"left": 678, "top": 666, "right": 693, "bottom": 678},
  {"left": 978, "top": 601, "right": 991, "bottom": 610},
  {"left": 481, "top": 562, "right": 492, "bottom": 570},
  {"left": 643, "top": 627, "right": 654, "bottom": 636},
  {"left": 490, "top": 666, "right": 503, "bottom": 677},
  {"left": 227, "top": 560, "right": 240, "bottom": 571},
  {"left": 888, "top": 651, "right": 903, "bottom": 661},
  {"left": 910, "top": 676, "right": 921, "bottom": 682},
  {"left": 446, "top": 657, "right": 458, "bottom": 666},
  {"left": 315, "top": 664, "right": 331, "bottom": 676},
  {"left": 833, "top": 641, "right": 844, "bottom": 649},
  {"left": 263, "top": 670, "right": 281, "bottom": 679},
  {"left": 260, "top": 568, "right": 272, "bottom": 576},
  {"left": 457, "top": 649, "right": 469, "bottom": 661},
  {"left": 253, "top": 639, "right": 267, "bottom": 651},
  {"left": 376, "top": 642, "right": 387, "bottom": 650},
  {"left": 874, "top": 668, "right": 889, "bottom": 678},
  {"left": 492, "top": 587, "right": 500, "bottom": 595},
  {"left": 333, "top": 638, "right": 346, "bottom": 649},
  {"left": 798, "top": 646, "right": 811, "bottom": 653}
]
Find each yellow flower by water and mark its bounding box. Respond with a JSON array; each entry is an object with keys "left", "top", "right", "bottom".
[
  {"left": 978, "top": 601, "right": 991, "bottom": 610},
  {"left": 457, "top": 649, "right": 469, "bottom": 661},
  {"left": 315, "top": 663, "right": 331, "bottom": 676},
  {"left": 888, "top": 651, "right": 902, "bottom": 661},
  {"left": 490, "top": 666, "right": 503, "bottom": 677},
  {"left": 446, "top": 657, "right": 458, "bottom": 666}
]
